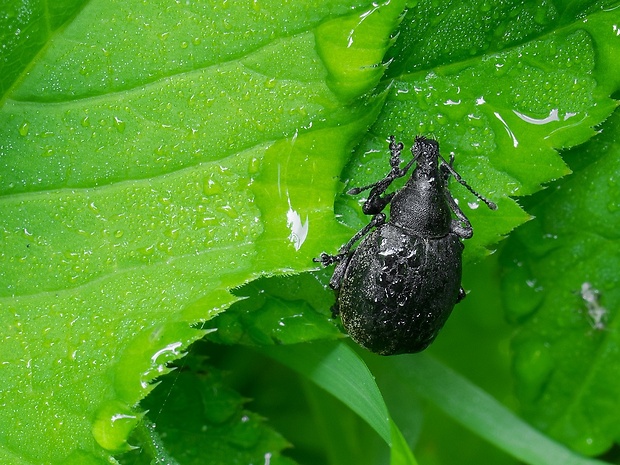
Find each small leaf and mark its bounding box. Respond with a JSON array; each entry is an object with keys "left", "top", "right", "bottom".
[
  {"left": 316, "top": 0, "right": 406, "bottom": 101},
  {"left": 205, "top": 272, "right": 343, "bottom": 347},
  {"left": 122, "top": 363, "right": 297, "bottom": 465},
  {"left": 501, "top": 108, "right": 620, "bottom": 456}
]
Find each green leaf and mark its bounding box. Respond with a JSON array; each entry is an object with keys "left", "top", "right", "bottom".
[
  {"left": 0, "top": 0, "right": 404, "bottom": 463},
  {"left": 205, "top": 272, "right": 343, "bottom": 347},
  {"left": 121, "top": 363, "right": 297, "bottom": 465},
  {"left": 3, "top": 0, "right": 620, "bottom": 463},
  {"left": 371, "top": 354, "right": 611, "bottom": 465},
  {"left": 500, "top": 107, "right": 620, "bottom": 456},
  {"left": 262, "top": 341, "right": 418, "bottom": 465},
  {"left": 0, "top": 0, "right": 87, "bottom": 97},
  {"left": 335, "top": 3, "right": 619, "bottom": 260},
  {"left": 316, "top": 0, "right": 405, "bottom": 101}
]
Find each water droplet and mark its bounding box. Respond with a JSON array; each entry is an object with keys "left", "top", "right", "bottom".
[
  {"left": 151, "top": 341, "right": 183, "bottom": 364},
  {"left": 218, "top": 205, "right": 238, "bottom": 218},
  {"left": 197, "top": 216, "right": 217, "bottom": 228},
  {"left": 113, "top": 117, "right": 126, "bottom": 133},
  {"left": 248, "top": 157, "right": 260, "bottom": 175},
  {"left": 287, "top": 207, "right": 309, "bottom": 251},
  {"left": 92, "top": 401, "right": 141, "bottom": 452},
  {"left": 41, "top": 146, "right": 53, "bottom": 157},
  {"left": 18, "top": 122, "right": 29, "bottom": 136},
  {"left": 180, "top": 41, "right": 188, "bottom": 49},
  {"left": 136, "top": 245, "right": 155, "bottom": 258},
  {"left": 203, "top": 178, "right": 223, "bottom": 196},
  {"left": 164, "top": 228, "right": 180, "bottom": 239},
  {"left": 157, "top": 241, "right": 173, "bottom": 253}
]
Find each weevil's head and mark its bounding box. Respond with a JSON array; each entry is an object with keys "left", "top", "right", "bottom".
[
  {"left": 412, "top": 136, "right": 440, "bottom": 175},
  {"left": 391, "top": 136, "right": 451, "bottom": 235}
]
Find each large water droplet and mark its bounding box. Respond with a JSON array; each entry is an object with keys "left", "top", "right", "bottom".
[
  {"left": 18, "top": 122, "right": 29, "bottom": 136},
  {"left": 92, "top": 400, "right": 141, "bottom": 452},
  {"left": 113, "top": 117, "right": 126, "bottom": 133},
  {"left": 203, "top": 178, "right": 223, "bottom": 196}
]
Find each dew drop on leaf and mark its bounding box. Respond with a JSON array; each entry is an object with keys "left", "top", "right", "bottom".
[
  {"left": 218, "top": 204, "right": 238, "bottom": 219},
  {"left": 92, "top": 400, "right": 141, "bottom": 452},
  {"left": 248, "top": 156, "right": 260, "bottom": 175},
  {"left": 18, "top": 122, "right": 29, "bottom": 136},
  {"left": 203, "top": 178, "right": 223, "bottom": 196},
  {"left": 113, "top": 117, "right": 126, "bottom": 133}
]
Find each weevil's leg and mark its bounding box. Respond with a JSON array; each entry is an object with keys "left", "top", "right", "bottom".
[
  {"left": 313, "top": 213, "right": 387, "bottom": 268},
  {"left": 444, "top": 189, "right": 473, "bottom": 239},
  {"left": 347, "top": 137, "right": 415, "bottom": 216},
  {"left": 457, "top": 287, "right": 467, "bottom": 302},
  {"left": 313, "top": 251, "right": 347, "bottom": 293},
  {"left": 361, "top": 188, "right": 395, "bottom": 215},
  {"left": 439, "top": 158, "right": 497, "bottom": 210},
  {"left": 329, "top": 253, "right": 352, "bottom": 290},
  {"left": 328, "top": 214, "right": 386, "bottom": 294},
  {"left": 330, "top": 213, "right": 386, "bottom": 290},
  {"left": 440, "top": 153, "right": 455, "bottom": 183},
  {"left": 338, "top": 213, "right": 386, "bottom": 254},
  {"left": 439, "top": 156, "right": 496, "bottom": 237},
  {"left": 313, "top": 252, "right": 341, "bottom": 267},
  {"left": 357, "top": 159, "right": 415, "bottom": 214},
  {"left": 330, "top": 303, "right": 340, "bottom": 318}
]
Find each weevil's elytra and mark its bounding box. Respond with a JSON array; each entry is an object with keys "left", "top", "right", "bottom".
[{"left": 315, "top": 136, "right": 497, "bottom": 355}]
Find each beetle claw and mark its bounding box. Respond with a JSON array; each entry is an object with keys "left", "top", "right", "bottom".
[{"left": 313, "top": 252, "right": 342, "bottom": 267}]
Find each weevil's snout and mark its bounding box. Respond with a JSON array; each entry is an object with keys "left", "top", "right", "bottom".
[
  {"left": 413, "top": 136, "right": 439, "bottom": 154},
  {"left": 412, "top": 136, "right": 439, "bottom": 171}
]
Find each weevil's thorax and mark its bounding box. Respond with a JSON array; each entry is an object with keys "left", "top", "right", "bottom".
[{"left": 389, "top": 141, "right": 452, "bottom": 238}]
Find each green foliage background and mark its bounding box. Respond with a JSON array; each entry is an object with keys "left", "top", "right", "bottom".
[{"left": 1, "top": 1, "right": 620, "bottom": 464}]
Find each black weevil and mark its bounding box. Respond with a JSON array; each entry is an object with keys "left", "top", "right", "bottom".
[{"left": 315, "top": 136, "right": 497, "bottom": 355}]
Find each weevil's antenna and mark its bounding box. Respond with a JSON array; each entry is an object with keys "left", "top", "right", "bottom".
[{"left": 439, "top": 154, "right": 497, "bottom": 210}]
